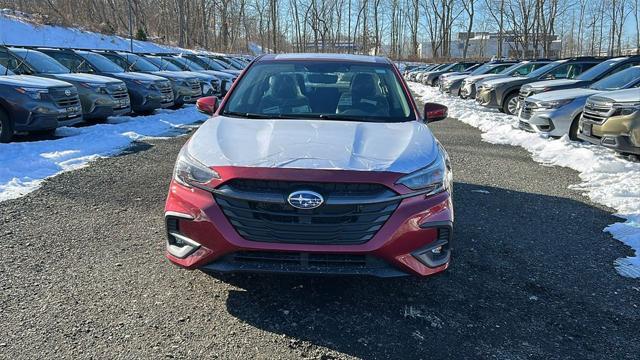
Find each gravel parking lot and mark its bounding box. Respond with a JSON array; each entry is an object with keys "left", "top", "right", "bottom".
[{"left": 1, "top": 104, "right": 639, "bottom": 359}]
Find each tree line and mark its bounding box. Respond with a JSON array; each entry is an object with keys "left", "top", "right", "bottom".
[{"left": 2, "top": 0, "right": 639, "bottom": 59}]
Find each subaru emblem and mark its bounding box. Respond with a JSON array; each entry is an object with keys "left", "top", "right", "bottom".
[
  {"left": 64, "top": 89, "right": 71, "bottom": 96},
  {"left": 287, "top": 190, "right": 324, "bottom": 210}
]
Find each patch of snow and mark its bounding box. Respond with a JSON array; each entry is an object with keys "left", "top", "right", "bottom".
[
  {"left": 409, "top": 82, "right": 640, "bottom": 278},
  {"left": 0, "top": 10, "right": 189, "bottom": 53},
  {"left": 0, "top": 106, "right": 206, "bottom": 202}
]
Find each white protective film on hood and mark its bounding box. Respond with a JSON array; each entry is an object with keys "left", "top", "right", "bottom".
[{"left": 187, "top": 116, "right": 439, "bottom": 174}]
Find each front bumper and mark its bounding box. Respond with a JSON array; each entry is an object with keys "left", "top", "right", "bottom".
[
  {"left": 164, "top": 167, "right": 454, "bottom": 277},
  {"left": 173, "top": 85, "right": 203, "bottom": 106},
  {"left": 578, "top": 117, "right": 640, "bottom": 155},
  {"left": 517, "top": 106, "right": 577, "bottom": 137},
  {"left": 476, "top": 88, "right": 499, "bottom": 108},
  {"left": 14, "top": 102, "right": 83, "bottom": 131}
]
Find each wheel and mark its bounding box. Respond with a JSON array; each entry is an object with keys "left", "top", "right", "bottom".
[
  {"left": 0, "top": 108, "right": 14, "bottom": 143},
  {"left": 502, "top": 92, "right": 519, "bottom": 115},
  {"left": 568, "top": 113, "right": 582, "bottom": 141}
]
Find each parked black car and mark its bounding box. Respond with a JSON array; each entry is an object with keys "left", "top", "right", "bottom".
[
  {"left": 439, "top": 60, "right": 518, "bottom": 96},
  {"left": 97, "top": 51, "right": 202, "bottom": 108},
  {"left": 181, "top": 54, "right": 241, "bottom": 77},
  {"left": 38, "top": 48, "right": 175, "bottom": 114},
  {"left": 0, "top": 63, "right": 82, "bottom": 142},
  {"left": 161, "top": 55, "right": 236, "bottom": 97},
  {"left": 476, "top": 57, "right": 603, "bottom": 115},
  {"left": 141, "top": 55, "right": 222, "bottom": 98},
  {"left": 0, "top": 47, "right": 130, "bottom": 121}
]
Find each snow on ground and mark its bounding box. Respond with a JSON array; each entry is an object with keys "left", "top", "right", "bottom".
[
  {"left": 409, "top": 82, "right": 640, "bottom": 279},
  {"left": 0, "top": 106, "right": 206, "bottom": 202},
  {"left": 0, "top": 9, "right": 188, "bottom": 53}
]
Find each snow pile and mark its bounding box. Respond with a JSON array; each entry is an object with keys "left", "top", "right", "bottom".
[
  {"left": 0, "top": 9, "right": 189, "bottom": 53},
  {"left": 0, "top": 107, "right": 207, "bottom": 202},
  {"left": 409, "top": 82, "right": 640, "bottom": 278}
]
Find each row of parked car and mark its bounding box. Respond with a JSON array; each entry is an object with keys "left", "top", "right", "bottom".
[
  {"left": 0, "top": 45, "right": 252, "bottom": 142},
  {"left": 404, "top": 56, "right": 640, "bottom": 159}
]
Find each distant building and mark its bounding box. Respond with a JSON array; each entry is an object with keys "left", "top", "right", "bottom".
[{"left": 420, "top": 31, "right": 562, "bottom": 59}]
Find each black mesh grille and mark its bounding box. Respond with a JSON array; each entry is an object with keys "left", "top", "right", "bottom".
[{"left": 214, "top": 180, "right": 400, "bottom": 245}]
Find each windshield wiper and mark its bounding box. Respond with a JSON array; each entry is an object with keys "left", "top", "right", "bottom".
[{"left": 222, "top": 111, "right": 298, "bottom": 119}]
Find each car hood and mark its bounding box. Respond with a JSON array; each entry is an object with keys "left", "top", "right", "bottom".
[
  {"left": 0, "top": 74, "right": 73, "bottom": 87},
  {"left": 443, "top": 74, "right": 468, "bottom": 82},
  {"left": 483, "top": 76, "right": 527, "bottom": 87},
  {"left": 466, "top": 74, "right": 506, "bottom": 83},
  {"left": 185, "top": 72, "right": 216, "bottom": 81},
  {"left": 51, "top": 73, "right": 121, "bottom": 84},
  {"left": 529, "top": 88, "right": 602, "bottom": 102},
  {"left": 221, "top": 69, "right": 242, "bottom": 76},
  {"left": 589, "top": 88, "right": 640, "bottom": 104},
  {"left": 187, "top": 117, "right": 438, "bottom": 173},
  {"left": 198, "top": 70, "right": 235, "bottom": 79},
  {"left": 150, "top": 71, "right": 196, "bottom": 80},
  {"left": 526, "top": 79, "right": 582, "bottom": 90},
  {"left": 111, "top": 72, "right": 167, "bottom": 81}
]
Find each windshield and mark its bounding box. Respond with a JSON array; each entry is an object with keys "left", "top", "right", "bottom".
[
  {"left": 195, "top": 56, "right": 227, "bottom": 71},
  {"left": 119, "top": 54, "right": 159, "bottom": 72},
  {"left": 470, "top": 63, "right": 495, "bottom": 75},
  {"left": 13, "top": 49, "right": 70, "bottom": 74},
  {"left": 166, "top": 57, "right": 205, "bottom": 71},
  {"left": 526, "top": 61, "right": 563, "bottom": 78},
  {"left": 82, "top": 52, "right": 124, "bottom": 73},
  {"left": 590, "top": 67, "right": 640, "bottom": 90},
  {"left": 0, "top": 64, "right": 15, "bottom": 75},
  {"left": 145, "top": 56, "right": 182, "bottom": 71},
  {"left": 576, "top": 58, "right": 626, "bottom": 81},
  {"left": 222, "top": 61, "right": 415, "bottom": 123}
]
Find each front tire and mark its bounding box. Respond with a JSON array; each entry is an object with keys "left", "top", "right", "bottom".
[
  {"left": 568, "top": 113, "right": 582, "bottom": 141},
  {"left": 0, "top": 108, "right": 14, "bottom": 143},
  {"left": 502, "top": 93, "right": 519, "bottom": 115}
]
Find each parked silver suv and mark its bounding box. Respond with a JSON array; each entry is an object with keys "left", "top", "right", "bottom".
[{"left": 518, "top": 66, "right": 640, "bottom": 139}]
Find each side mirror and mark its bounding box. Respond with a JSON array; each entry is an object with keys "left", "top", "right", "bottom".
[
  {"left": 423, "top": 102, "right": 448, "bottom": 123},
  {"left": 196, "top": 96, "right": 218, "bottom": 115},
  {"left": 543, "top": 74, "right": 555, "bottom": 80}
]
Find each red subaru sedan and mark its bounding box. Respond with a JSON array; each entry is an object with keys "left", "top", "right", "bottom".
[{"left": 165, "top": 54, "right": 453, "bottom": 277}]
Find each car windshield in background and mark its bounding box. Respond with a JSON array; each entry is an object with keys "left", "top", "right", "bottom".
[
  {"left": 222, "top": 61, "right": 414, "bottom": 123},
  {"left": 575, "top": 58, "right": 626, "bottom": 81},
  {"left": 526, "top": 61, "right": 562, "bottom": 78},
  {"left": 590, "top": 67, "right": 640, "bottom": 91},
  {"left": 196, "top": 56, "right": 227, "bottom": 71},
  {"left": 13, "top": 49, "right": 70, "bottom": 74},
  {"left": 82, "top": 52, "right": 125, "bottom": 73},
  {"left": 167, "top": 57, "right": 205, "bottom": 71},
  {"left": 123, "top": 54, "right": 159, "bottom": 72},
  {"left": 0, "top": 63, "right": 15, "bottom": 75},
  {"left": 145, "top": 57, "right": 182, "bottom": 71},
  {"left": 469, "top": 63, "right": 496, "bottom": 75}
]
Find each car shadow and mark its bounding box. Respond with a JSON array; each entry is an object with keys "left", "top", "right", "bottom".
[{"left": 213, "top": 182, "right": 638, "bottom": 359}]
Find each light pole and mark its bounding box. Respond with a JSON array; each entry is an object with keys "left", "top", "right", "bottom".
[{"left": 128, "top": 0, "right": 133, "bottom": 52}]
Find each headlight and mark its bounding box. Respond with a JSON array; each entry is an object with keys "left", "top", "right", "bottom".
[
  {"left": 15, "top": 87, "right": 48, "bottom": 100},
  {"left": 80, "top": 82, "right": 108, "bottom": 94},
  {"left": 612, "top": 103, "right": 640, "bottom": 116},
  {"left": 481, "top": 84, "right": 493, "bottom": 91},
  {"left": 397, "top": 146, "right": 452, "bottom": 194},
  {"left": 173, "top": 146, "right": 220, "bottom": 188},
  {"left": 537, "top": 99, "right": 573, "bottom": 109}
]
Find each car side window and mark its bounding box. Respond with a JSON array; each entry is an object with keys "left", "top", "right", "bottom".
[
  {"left": 548, "top": 63, "right": 572, "bottom": 79},
  {"left": 514, "top": 64, "right": 532, "bottom": 75}
]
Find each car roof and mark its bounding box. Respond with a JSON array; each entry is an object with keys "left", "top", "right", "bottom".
[{"left": 258, "top": 53, "right": 391, "bottom": 64}]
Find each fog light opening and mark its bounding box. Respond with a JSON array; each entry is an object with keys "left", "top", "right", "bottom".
[{"left": 165, "top": 216, "right": 201, "bottom": 259}]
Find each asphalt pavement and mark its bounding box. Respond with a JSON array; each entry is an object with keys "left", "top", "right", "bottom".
[{"left": 1, "top": 106, "right": 639, "bottom": 359}]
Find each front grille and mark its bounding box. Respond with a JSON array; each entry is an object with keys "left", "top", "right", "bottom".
[
  {"left": 520, "top": 100, "right": 537, "bottom": 120},
  {"left": 213, "top": 180, "right": 400, "bottom": 245},
  {"left": 188, "top": 79, "right": 202, "bottom": 95},
  {"left": 582, "top": 100, "right": 612, "bottom": 124},
  {"left": 518, "top": 120, "right": 534, "bottom": 132},
  {"left": 156, "top": 81, "right": 174, "bottom": 103},
  {"left": 231, "top": 251, "right": 369, "bottom": 267},
  {"left": 107, "top": 83, "right": 129, "bottom": 99},
  {"left": 49, "top": 87, "right": 81, "bottom": 107},
  {"left": 518, "top": 88, "right": 533, "bottom": 103}
]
